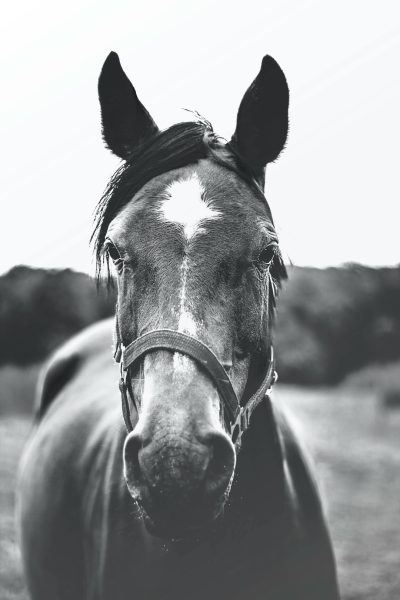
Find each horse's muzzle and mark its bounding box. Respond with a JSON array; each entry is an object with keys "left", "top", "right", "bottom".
[{"left": 123, "top": 428, "right": 235, "bottom": 537}]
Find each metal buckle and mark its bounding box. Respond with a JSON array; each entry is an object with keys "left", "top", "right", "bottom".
[
  {"left": 229, "top": 406, "right": 250, "bottom": 444},
  {"left": 229, "top": 368, "right": 278, "bottom": 443},
  {"left": 265, "top": 369, "right": 278, "bottom": 398}
]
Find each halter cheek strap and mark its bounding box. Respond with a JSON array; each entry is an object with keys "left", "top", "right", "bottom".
[{"left": 114, "top": 323, "right": 277, "bottom": 444}]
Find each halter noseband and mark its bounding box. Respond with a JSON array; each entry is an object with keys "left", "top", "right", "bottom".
[{"left": 114, "top": 323, "right": 277, "bottom": 444}]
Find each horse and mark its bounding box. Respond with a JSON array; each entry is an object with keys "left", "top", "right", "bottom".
[{"left": 17, "top": 52, "right": 340, "bottom": 600}]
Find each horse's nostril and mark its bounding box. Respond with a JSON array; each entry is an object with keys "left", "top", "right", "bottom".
[
  {"left": 201, "top": 432, "right": 236, "bottom": 498},
  {"left": 123, "top": 432, "right": 145, "bottom": 496}
]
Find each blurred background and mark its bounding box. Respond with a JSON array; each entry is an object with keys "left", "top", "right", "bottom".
[{"left": 1, "top": 1, "right": 399, "bottom": 599}]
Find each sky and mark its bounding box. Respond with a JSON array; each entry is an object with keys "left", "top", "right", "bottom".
[{"left": 1, "top": 0, "right": 399, "bottom": 275}]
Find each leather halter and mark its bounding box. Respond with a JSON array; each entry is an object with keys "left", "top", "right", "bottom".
[{"left": 114, "top": 322, "right": 278, "bottom": 444}]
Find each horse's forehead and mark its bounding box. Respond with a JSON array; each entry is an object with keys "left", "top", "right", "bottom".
[{"left": 110, "top": 159, "right": 263, "bottom": 238}]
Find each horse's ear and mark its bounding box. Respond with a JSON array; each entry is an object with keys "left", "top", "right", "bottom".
[
  {"left": 230, "top": 55, "right": 289, "bottom": 181},
  {"left": 98, "top": 52, "right": 159, "bottom": 159}
]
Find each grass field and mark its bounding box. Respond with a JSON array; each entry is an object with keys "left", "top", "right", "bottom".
[
  {"left": 1, "top": 384, "right": 399, "bottom": 599},
  {"left": 276, "top": 386, "right": 400, "bottom": 600},
  {"left": 0, "top": 416, "right": 31, "bottom": 600}
]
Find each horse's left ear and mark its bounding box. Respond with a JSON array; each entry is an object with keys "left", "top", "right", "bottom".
[
  {"left": 230, "top": 55, "right": 289, "bottom": 181},
  {"left": 98, "top": 52, "right": 159, "bottom": 159}
]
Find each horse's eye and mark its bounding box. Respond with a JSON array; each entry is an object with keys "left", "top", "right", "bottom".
[
  {"left": 257, "top": 245, "right": 276, "bottom": 267},
  {"left": 106, "top": 241, "right": 121, "bottom": 263}
]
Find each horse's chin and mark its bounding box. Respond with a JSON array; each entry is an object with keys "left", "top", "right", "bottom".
[{"left": 138, "top": 502, "right": 225, "bottom": 542}]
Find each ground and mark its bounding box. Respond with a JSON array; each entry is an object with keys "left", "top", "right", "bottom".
[
  {"left": 276, "top": 386, "right": 400, "bottom": 600},
  {"left": 1, "top": 384, "right": 399, "bottom": 599},
  {"left": 0, "top": 416, "right": 30, "bottom": 600}
]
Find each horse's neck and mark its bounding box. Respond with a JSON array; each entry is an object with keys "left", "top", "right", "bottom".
[{"left": 227, "top": 398, "right": 286, "bottom": 523}]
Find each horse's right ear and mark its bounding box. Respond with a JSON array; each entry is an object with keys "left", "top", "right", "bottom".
[{"left": 98, "top": 52, "right": 159, "bottom": 159}]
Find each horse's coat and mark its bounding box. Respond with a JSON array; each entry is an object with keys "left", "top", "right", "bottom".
[{"left": 17, "top": 52, "right": 341, "bottom": 600}]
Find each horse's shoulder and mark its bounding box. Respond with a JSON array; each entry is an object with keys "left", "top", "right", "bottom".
[
  {"left": 274, "top": 402, "right": 324, "bottom": 519},
  {"left": 35, "top": 318, "right": 114, "bottom": 419}
]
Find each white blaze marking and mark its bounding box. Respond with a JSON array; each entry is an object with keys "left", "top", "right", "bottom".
[
  {"left": 160, "top": 173, "right": 220, "bottom": 241},
  {"left": 177, "top": 255, "right": 196, "bottom": 335},
  {"left": 173, "top": 254, "right": 195, "bottom": 374},
  {"left": 159, "top": 174, "right": 221, "bottom": 374}
]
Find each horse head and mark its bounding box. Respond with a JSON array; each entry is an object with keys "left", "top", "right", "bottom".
[{"left": 94, "top": 52, "right": 289, "bottom": 538}]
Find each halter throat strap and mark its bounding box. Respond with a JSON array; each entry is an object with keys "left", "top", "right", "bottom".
[{"left": 115, "top": 326, "right": 277, "bottom": 444}]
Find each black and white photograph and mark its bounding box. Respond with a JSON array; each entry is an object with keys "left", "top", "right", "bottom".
[{"left": 0, "top": 1, "right": 399, "bottom": 599}]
